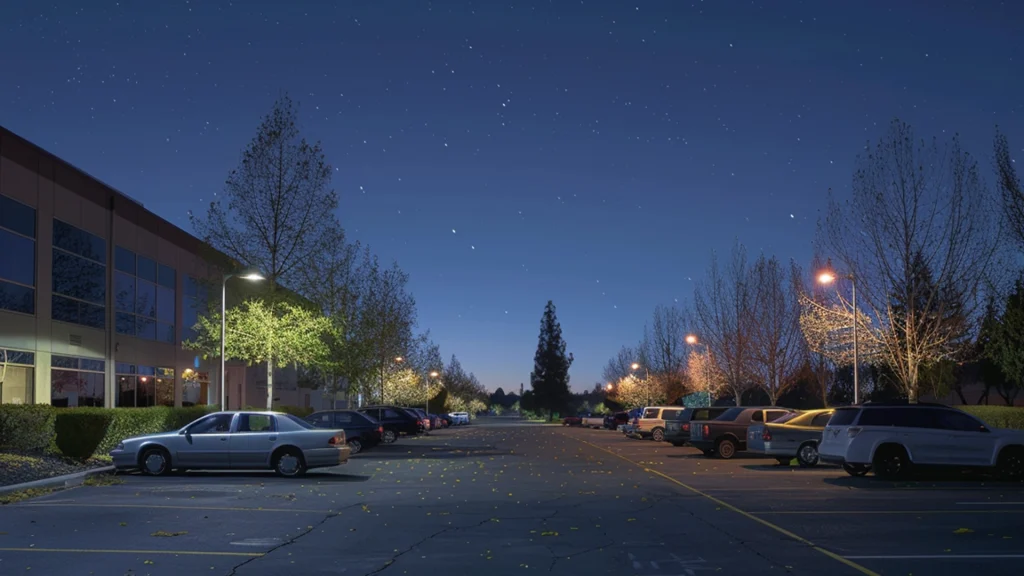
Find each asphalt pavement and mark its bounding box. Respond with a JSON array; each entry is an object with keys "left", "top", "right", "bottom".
[{"left": 0, "top": 418, "right": 1021, "bottom": 575}]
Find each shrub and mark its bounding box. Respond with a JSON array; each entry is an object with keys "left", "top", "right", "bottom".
[
  {"left": 275, "top": 405, "right": 314, "bottom": 418},
  {"left": 96, "top": 406, "right": 217, "bottom": 454},
  {"left": 961, "top": 405, "right": 1024, "bottom": 430},
  {"left": 0, "top": 405, "right": 56, "bottom": 452},
  {"left": 54, "top": 409, "right": 114, "bottom": 460}
]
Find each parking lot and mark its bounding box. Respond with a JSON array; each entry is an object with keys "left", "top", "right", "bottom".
[
  {"left": 568, "top": 425, "right": 1024, "bottom": 576},
  {"left": 0, "top": 420, "right": 1021, "bottom": 575}
]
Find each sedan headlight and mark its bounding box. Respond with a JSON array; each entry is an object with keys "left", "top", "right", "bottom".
[{"left": 114, "top": 442, "right": 125, "bottom": 451}]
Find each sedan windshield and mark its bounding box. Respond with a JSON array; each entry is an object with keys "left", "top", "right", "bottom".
[{"left": 284, "top": 414, "right": 316, "bottom": 430}]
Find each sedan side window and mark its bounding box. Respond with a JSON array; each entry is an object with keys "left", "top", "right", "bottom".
[
  {"left": 237, "top": 414, "right": 276, "bottom": 433},
  {"left": 767, "top": 410, "right": 790, "bottom": 422},
  {"left": 334, "top": 412, "right": 354, "bottom": 425},
  {"left": 384, "top": 409, "right": 403, "bottom": 419},
  {"left": 189, "top": 413, "right": 233, "bottom": 434},
  {"left": 750, "top": 411, "right": 764, "bottom": 422}
]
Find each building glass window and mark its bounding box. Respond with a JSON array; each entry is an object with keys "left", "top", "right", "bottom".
[
  {"left": 113, "top": 246, "right": 176, "bottom": 343},
  {"left": 181, "top": 367, "right": 209, "bottom": 406},
  {"left": 0, "top": 349, "right": 35, "bottom": 404},
  {"left": 51, "top": 219, "right": 106, "bottom": 329},
  {"left": 0, "top": 195, "right": 37, "bottom": 315},
  {"left": 182, "top": 275, "right": 208, "bottom": 343},
  {"left": 155, "top": 367, "right": 175, "bottom": 406},
  {"left": 50, "top": 354, "right": 105, "bottom": 407}
]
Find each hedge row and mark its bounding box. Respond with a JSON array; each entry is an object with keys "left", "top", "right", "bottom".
[{"left": 960, "top": 406, "right": 1024, "bottom": 430}]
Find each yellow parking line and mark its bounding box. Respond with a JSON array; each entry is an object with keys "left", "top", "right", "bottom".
[
  {"left": 565, "top": 433, "right": 881, "bottom": 576},
  {"left": 15, "top": 503, "right": 329, "bottom": 513},
  {"left": 753, "top": 509, "right": 1024, "bottom": 515},
  {"left": 0, "top": 547, "right": 261, "bottom": 557}
]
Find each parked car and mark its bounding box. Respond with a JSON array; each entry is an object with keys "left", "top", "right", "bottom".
[
  {"left": 818, "top": 401, "right": 1024, "bottom": 480},
  {"left": 109, "top": 411, "right": 350, "bottom": 477},
  {"left": 562, "top": 415, "right": 583, "bottom": 426},
  {"left": 604, "top": 412, "right": 630, "bottom": 430},
  {"left": 305, "top": 409, "right": 384, "bottom": 455},
  {"left": 406, "top": 407, "right": 431, "bottom": 431},
  {"left": 689, "top": 406, "right": 796, "bottom": 459},
  {"left": 580, "top": 413, "right": 606, "bottom": 428},
  {"left": 664, "top": 406, "right": 731, "bottom": 447},
  {"left": 636, "top": 406, "right": 686, "bottom": 442},
  {"left": 746, "top": 408, "right": 835, "bottom": 466},
  {"left": 450, "top": 412, "right": 470, "bottom": 425},
  {"left": 358, "top": 405, "right": 422, "bottom": 443}
]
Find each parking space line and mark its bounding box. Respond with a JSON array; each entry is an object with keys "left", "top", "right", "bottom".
[
  {"left": 0, "top": 547, "right": 262, "bottom": 557},
  {"left": 957, "top": 502, "right": 1024, "bottom": 505},
  {"left": 13, "top": 503, "right": 330, "bottom": 514},
  {"left": 845, "top": 554, "right": 1024, "bottom": 560},
  {"left": 752, "top": 509, "right": 1024, "bottom": 515},
  {"left": 563, "top": 432, "right": 881, "bottom": 576}
]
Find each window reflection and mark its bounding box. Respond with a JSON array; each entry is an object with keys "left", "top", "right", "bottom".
[
  {"left": 0, "top": 196, "right": 37, "bottom": 315},
  {"left": 0, "top": 348, "right": 35, "bottom": 405},
  {"left": 114, "top": 246, "right": 175, "bottom": 343},
  {"left": 51, "top": 219, "right": 106, "bottom": 329},
  {"left": 50, "top": 354, "right": 105, "bottom": 407}
]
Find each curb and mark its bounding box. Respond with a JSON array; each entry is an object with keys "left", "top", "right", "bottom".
[{"left": 0, "top": 465, "right": 116, "bottom": 497}]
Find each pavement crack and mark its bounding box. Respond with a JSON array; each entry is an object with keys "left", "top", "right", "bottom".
[
  {"left": 363, "top": 526, "right": 452, "bottom": 575},
  {"left": 223, "top": 501, "right": 364, "bottom": 576}
]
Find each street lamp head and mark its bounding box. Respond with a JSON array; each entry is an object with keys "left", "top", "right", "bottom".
[
  {"left": 630, "top": 363, "right": 640, "bottom": 370},
  {"left": 429, "top": 371, "right": 439, "bottom": 378},
  {"left": 606, "top": 383, "right": 613, "bottom": 391},
  {"left": 395, "top": 356, "right": 404, "bottom": 363},
  {"left": 238, "top": 267, "right": 265, "bottom": 281},
  {"left": 817, "top": 271, "right": 836, "bottom": 285},
  {"left": 685, "top": 334, "right": 698, "bottom": 345}
]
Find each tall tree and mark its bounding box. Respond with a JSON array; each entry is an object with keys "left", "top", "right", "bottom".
[
  {"left": 983, "top": 275, "right": 1024, "bottom": 405},
  {"left": 748, "top": 255, "right": 806, "bottom": 405},
  {"left": 819, "top": 119, "right": 1000, "bottom": 401},
  {"left": 693, "top": 241, "right": 754, "bottom": 405},
  {"left": 355, "top": 251, "right": 417, "bottom": 404},
  {"left": 530, "top": 301, "right": 574, "bottom": 419},
  {"left": 190, "top": 94, "right": 338, "bottom": 408},
  {"left": 639, "top": 304, "right": 689, "bottom": 401},
  {"left": 995, "top": 130, "right": 1024, "bottom": 252}
]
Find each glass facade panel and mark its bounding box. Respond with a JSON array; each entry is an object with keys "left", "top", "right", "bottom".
[
  {"left": 51, "top": 356, "right": 105, "bottom": 408},
  {"left": 115, "top": 247, "right": 176, "bottom": 343},
  {"left": 0, "top": 196, "right": 37, "bottom": 315},
  {"left": 0, "top": 348, "right": 35, "bottom": 405}
]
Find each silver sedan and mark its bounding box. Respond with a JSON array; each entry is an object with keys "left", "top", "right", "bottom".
[{"left": 109, "top": 411, "right": 351, "bottom": 477}]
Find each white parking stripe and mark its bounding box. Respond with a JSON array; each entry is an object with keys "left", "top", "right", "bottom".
[
  {"left": 845, "top": 554, "right": 1024, "bottom": 560},
  {"left": 956, "top": 502, "right": 1024, "bottom": 505}
]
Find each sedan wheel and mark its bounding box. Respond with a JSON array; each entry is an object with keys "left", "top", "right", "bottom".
[
  {"left": 140, "top": 447, "right": 170, "bottom": 476},
  {"left": 716, "top": 438, "right": 737, "bottom": 460},
  {"left": 382, "top": 429, "right": 398, "bottom": 444},
  {"left": 348, "top": 439, "right": 363, "bottom": 455},
  {"left": 274, "top": 450, "right": 306, "bottom": 478},
  {"left": 797, "top": 442, "right": 820, "bottom": 468},
  {"left": 843, "top": 463, "right": 870, "bottom": 477},
  {"left": 997, "top": 448, "right": 1024, "bottom": 481}
]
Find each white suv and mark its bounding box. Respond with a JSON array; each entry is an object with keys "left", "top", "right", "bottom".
[
  {"left": 636, "top": 406, "right": 685, "bottom": 442},
  {"left": 818, "top": 402, "right": 1024, "bottom": 480}
]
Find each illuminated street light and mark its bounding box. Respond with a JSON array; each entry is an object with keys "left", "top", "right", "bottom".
[
  {"left": 631, "top": 362, "right": 640, "bottom": 370},
  {"left": 221, "top": 266, "right": 265, "bottom": 411},
  {"left": 817, "top": 265, "right": 860, "bottom": 404},
  {"left": 685, "top": 334, "right": 712, "bottom": 400},
  {"left": 685, "top": 334, "right": 698, "bottom": 345},
  {"left": 606, "top": 382, "right": 613, "bottom": 391}
]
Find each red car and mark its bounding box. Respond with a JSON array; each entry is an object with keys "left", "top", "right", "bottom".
[{"left": 562, "top": 415, "right": 583, "bottom": 426}]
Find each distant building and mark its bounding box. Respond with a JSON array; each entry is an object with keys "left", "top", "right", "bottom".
[{"left": 0, "top": 125, "right": 334, "bottom": 410}]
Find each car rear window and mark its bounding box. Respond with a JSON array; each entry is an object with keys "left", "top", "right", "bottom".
[
  {"left": 283, "top": 414, "right": 316, "bottom": 430},
  {"left": 716, "top": 407, "right": 744, "bottom": 421},
  {"left": 661, "top": 409, "right": 682, "bottom": 420},
  {"left": 828, "top": 408, "right": 860, "bottom": 426},
  {"left": 771, "top": 412, "right": 800, "bottom": 425}
]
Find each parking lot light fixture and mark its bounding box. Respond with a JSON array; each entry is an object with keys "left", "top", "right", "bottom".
[{"left": 221, "top": 266, "right": 265, "bottom": 411}]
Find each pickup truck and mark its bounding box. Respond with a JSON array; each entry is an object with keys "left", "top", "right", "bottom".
[
  {"left": 580, "top": 413, "right": 606, "bottom": 428},
  {"left": 688, "top": 406, "right": 795, "bottom": 459},
  {"left": 664, "top": 406, "right": 731, "bottom": 447}
]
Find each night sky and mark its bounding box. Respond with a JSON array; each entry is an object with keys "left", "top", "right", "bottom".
[{"left": 2, "top": 1, "right": 1022, "bottom": 392}]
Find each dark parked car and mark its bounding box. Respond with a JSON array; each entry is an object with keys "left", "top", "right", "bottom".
[
  {"left": 562, "top": 415, "right": 583, "bottom": 426},
  {"left": 689, "top": 406, "right": 796, "bottom": 459},
  {"left": 358, "top": 405, "right": 422, "bottom": 443},
  {"left": 604, "top": 412, "right": 630, "bottom": 430},
  {"left": 305, "top": 410, "right": 384, "bottom": 455},
  {"left": 664, "top": 406, "right": 731, "bottom": 447}
]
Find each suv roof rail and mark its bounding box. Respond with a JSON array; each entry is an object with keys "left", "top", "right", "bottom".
[{"left": 859, "top": 400, "right": 948, "bottom": 408}]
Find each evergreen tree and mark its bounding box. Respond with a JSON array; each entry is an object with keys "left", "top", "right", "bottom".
[
  {"left": 984, "top": 276, "right": 1024, "bottom": 405},
  {"left": 530, "top": 301, "right": 573, "bottom": 420}
]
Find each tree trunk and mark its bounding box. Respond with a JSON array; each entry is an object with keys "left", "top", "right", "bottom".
[
  {"left": 733, "top": 389, "right": 741, "bottom": 406},
  {"left": 954, "top": 385, "right": 968, "bottom": 405},
  {"left": 265, "top": 357, "right": 275, "bottom": 411}
]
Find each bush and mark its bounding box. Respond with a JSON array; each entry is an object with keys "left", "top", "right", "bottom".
[
  {"left": 0, "top": 405, "right": 56, "bottom": 452},
  {"left": 961, "top": 405, "right": 1024, "bottom": 430},
  {"left": 97, "top": 405, "right": 218, "bottom": 454},
  {"left": 54, "top": 409, "right": 114, "bottom": 460},
  {"left": 245, "top": 404, "right": 315, "bottom": 417}
]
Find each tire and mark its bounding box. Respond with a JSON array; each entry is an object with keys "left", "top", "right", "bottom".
[
  {"left": 382, "top": 429, "right": 398, "bottom": 444},
  {"left": 348, "top": 438, "right": 363, "bottom": 455},
  {"left": 139, "top": 446, "right": 171, "bottom": 476},
  {"left": 996, "top": 447, "right": 1024, "bottom": 481},
  {"left": 716, "top": 438, "right": 737, "bottom": 460},
  {"left": 652, "top": 428, "right": 665, "bottom": 442},
  {"left": 796, "top": 442, "right": 820, "bottom": 468},
  {"left": 273, "top": 448, "right": 306, "bottom": 478},
  {"left": 872, "top": 445, "right": 911, "bottom": 480},
  {"left": 843, "top": 463, "right": 870, "bottom": 477}
]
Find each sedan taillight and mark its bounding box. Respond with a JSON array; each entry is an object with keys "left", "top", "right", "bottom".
[
  {"left": 682, "top": 423, "right": 690, "bottom": 432},
  {"left": 762, "top": 428, "right": 772, "bottom": 441},
  {"left": 329, "top": 433, "right": 345, "bottom": 445},
  {"left": 702, "top": 424, "right": 710, "bottom": 437},
  {"left": 378, "top": 426, "right": 384, "bottom": 435}
]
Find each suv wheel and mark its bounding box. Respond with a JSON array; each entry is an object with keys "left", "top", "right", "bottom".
[
  {"left": 843, "top": 463, "right": 870, "bottom": 477},
  {"left": 652, "top": 428, "right": 665, "bottom": 442},
  {"left": 873, "top": 445, "right": 911, "bottom": 480},
  {"left": 382, "top": 429, "right": 398, "bottom": 444},
  {"left": 716, "top": 438, "right": 737, "bottom": 459},
  {"left": 997, "top": 447, "right": 1024, "bottom": 481},
  {"left": 796, "top": 442, "right": 820, "bottom": 467}
]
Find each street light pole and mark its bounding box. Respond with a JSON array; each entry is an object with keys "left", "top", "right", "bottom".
[
  {"left": 220, "top": 267, "right": 265, "bottom": 411},
  {"left": 817, "top": 268, "right": 859, "bottom": 405}
]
